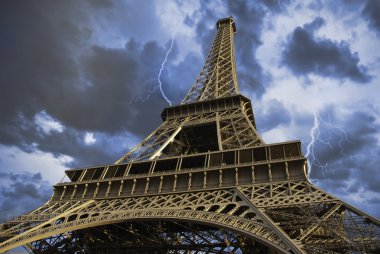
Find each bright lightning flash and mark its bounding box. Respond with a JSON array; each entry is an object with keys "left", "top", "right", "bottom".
[
  {"left": 122, "top": 33, "right": 176, "bottom": 106},
  {"left": 306, "top": 112, "right": 327, "bottom": 180},
  {"left": 305, "top": 112, "right": 350, "bottom": 183},
  {"left": 157, "top": 32, "right": 175, "bottom": 106}
]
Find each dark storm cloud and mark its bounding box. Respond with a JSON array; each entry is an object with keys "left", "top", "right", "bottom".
[
  {"left": 165, "top": 51, "right": 204, "bottom": 101},
  {"left": 362, "top": 0, "right": 380, "bottom": 35},
  {"left": 0, "top": 0, "right": 96, "bottom": 134},
  {"left": 256, "top": 100, "right": 291, "bottom": 132},
  {"left": 0, "top": 29, "right": 199, "bottom": 168},
  {"left": 0, "top": 100, "right": 157, "bottom": 168},
  {"left": 0, "top": 172, "right": 51, "bottom": 222},
  {"left": 282, "top": 17, "right": 371, "bottom": 83},
  {"left": 192, "top": 4, "right": 219, "bottom": 57},
  {"left": 78, "top": 41, "right": 169, "bottom": 134},
  {"left": 0, "top": 0, "right": 170, "bottom": 136},
  {"left": 0, "top": 0, "right": 84, "bottom": 122},
  {"left": 261, "top": 0, "right": 291, "bottom": 12},
  {"left": 226, "top": 0, "right": 270, "bottom": 97},
  {"left": 0, "top": 0, "right": 184, "bottom": 167}
]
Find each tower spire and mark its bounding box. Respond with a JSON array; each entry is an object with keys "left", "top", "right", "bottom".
[{"left": 182, "top": 17, "right": 239, "bottom": 104}]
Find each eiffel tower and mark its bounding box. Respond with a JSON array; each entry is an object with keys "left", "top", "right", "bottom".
[{"left": 1, "top": 17, "right": 379, "bottom": 254}]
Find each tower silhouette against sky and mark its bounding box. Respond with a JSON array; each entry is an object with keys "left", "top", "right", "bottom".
[{"left": 0, "top": 17, "right": 379, "bottom": 254}]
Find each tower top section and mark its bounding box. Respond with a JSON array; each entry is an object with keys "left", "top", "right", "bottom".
[
  {"left": 115, "top": 16, "right": 262, "bottom": 164},
  {"left": 181, "top": 16, "right": 239, "bottom": 104},
  {"left": 216, "top": 17, "right": 236, "bottom": 33}
]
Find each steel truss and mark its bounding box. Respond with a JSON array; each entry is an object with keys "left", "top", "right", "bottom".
[
  {"left": 1, "top": 17, "right": 379, "bottom": 253},
  {"left": 1, "top": 181, "right": 379, "bottom": 253},
  {"left": 30, "top": 221, "right": 277, "bottom": 254}
]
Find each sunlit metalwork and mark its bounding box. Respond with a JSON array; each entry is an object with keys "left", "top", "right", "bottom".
[{"left": 0, "top": 17, "right": 379, "bottom": 254}]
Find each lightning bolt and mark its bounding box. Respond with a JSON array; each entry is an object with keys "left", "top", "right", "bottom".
[
  {"left": 306, "top": 112, "right": 351, "bottom": 182},
  {"left": 121, "top": 33, "right": 176, "bottom": 106},
  {"left": 157, "top": 32, "right": 175, "bottom": 106},
  {"left": 306, "top": 112, "right": 328, "bottom": 180},
  {"left": 325, "top": 113, "right": 351, "bottom": 157},
  {"left": 123, "top": 78, "right": 157, "bottom": 105}
]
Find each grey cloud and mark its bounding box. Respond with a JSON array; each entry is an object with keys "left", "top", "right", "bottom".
[
  {"left": 0, "top": 172, "right": 51, "bottom": 222},
  {"left": 78, "top": 43, "right": 166, "bottom": 134},
  {"left": 165, "top": 52, "right": 204, "bottom": 102},
  {"left": 226, "top": 0, "right": 292, "bottom": 96},
  {"left": 0, "top": 0, "right": 183, "bottom": 167},
  {"left": 282, "top": 17, "right": 371, "bottom": 83},
  {"left": 320, "top": 0, "right": 380, "bottom": 36},
  {"left": 322, "top": 0, "right": 363, "bottom": 15},
  {"left": 256, "top": 100, "right": 292, "bottom": 132},
  {"left": 303, "top": 16, "right": 325, "bottom": 31},
  {"left": 362, "top": 0, "right": 380, "bottom": 35},
  {"left": 227, "top": 0, "right": 269, "bottom": 97},
  {"left": 0, "top": 0, "right": 167, "bottom": 134},
  {"left": 0, "top": 1, "right": 100, "bottom": 129},
  {"left": 0, "top": 111, "right": 136, "bottom": 168},
  {"left": 0, "top": 30, "right": 196, "bottom": 167},
  {"left": 90, "top": 0, "right": 113, "bottom": 8},
  {"left": 260, "top": 0, "right": 291, "bottom": 12}
]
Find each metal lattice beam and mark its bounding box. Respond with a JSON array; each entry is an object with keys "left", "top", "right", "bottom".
[{"left": 1, "top": 16, "right": 379, "bottom": 254}]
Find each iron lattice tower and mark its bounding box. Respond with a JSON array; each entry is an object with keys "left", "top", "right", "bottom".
[{"left": 0, "top": 17, "right": 379, "bottom": 254}]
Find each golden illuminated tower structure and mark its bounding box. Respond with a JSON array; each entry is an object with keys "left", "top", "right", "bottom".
[{"left": 0, "top": 17, "right": 379, "bottom": 254}]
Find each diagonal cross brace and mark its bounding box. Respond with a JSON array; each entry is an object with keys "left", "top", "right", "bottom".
[
  {"left": 296, "top": 203, "right": 341, "bottom": 241},
  {"left": 234, "top": 188, "right": 305, "bottom": 254}
]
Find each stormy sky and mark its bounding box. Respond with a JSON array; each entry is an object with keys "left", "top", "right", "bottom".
[{"left": 0, "top": 0, "right": 379, "bottom": 222}]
